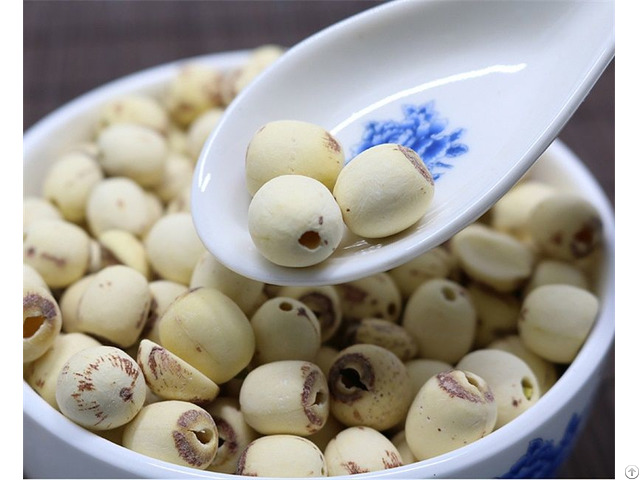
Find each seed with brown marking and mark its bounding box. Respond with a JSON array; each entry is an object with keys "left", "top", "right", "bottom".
[
  {"left": 122, "top": 400, "right": 218, "bottom": 469},
  {"left": 325, "top": 426, "right": 403, "bottom": 475},
  {"left": 328, "top": 344, "right": 412, "bottom": 431},
  {"left": 56, "top": 346, "right": 146, "bottom": 430},
  {"left": 239, "top": 360, "right": 329, "bottom": 436}
]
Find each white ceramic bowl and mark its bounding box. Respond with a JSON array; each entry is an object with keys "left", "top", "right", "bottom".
[{"left": 23, "top": 50, "right": 614, "bottom": 479}]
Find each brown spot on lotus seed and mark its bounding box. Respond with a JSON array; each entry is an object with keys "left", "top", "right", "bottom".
[
  {"left": 550, "top": 231, "right": 563, "bottom": 245},
  {"left": 119, "top": 387, "right": 133, "bottom": 402},
  {"left": 297, "top": 306, "right": 310, "bottom": 318},
  {"left": 382, "top": 450, "right": 403, "bottom": 469},
  {"left": 298, "top": 292, "right": 337, "bottom": 333},
  {"left": 26, "top": 246, "right": 36, "bottom": 257},
  {"left": 398, "top": 145, "right": 433, "bottom": 185},
  {"left": 570, "top": 216, "right": 602, "bottom": 258},
  {"left": 40, "top": 252, "right": 67, "bottom": 268},
  {"left": 343, "top": 461, "right": 369, "bottom": 474},
  {"left": 172, "top": 430, "right": 210, "bottom": 467},
  {"left": 339, "top": 284, "right": 368, "bottom": 304},
  {"left": 318, "top": 216, "right": 324, "bottom": 225},
  {"left": 301, "top": 365, "right": 325, "bottom": 427},
  {"left": 323, "top": 133, "right": 342, "bottom": 154},
  {"left": 437, "top": 371, "right": 485, "bottom": 403}
]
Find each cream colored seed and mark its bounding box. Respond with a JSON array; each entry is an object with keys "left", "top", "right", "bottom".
[
  {"left": 324, "top": 426, "right": 403, "bottom": 475},
  {"left": 190, "top": 251, "right": 265, "bottom": 315},
  {"left": 164, "top": 63, "right": 223, "bottom": 127},
  {"left": 153, "top": 151, "right": 194, "bottom": 204},
  {"left": 457, "top": 349, "right": 540, "bottom": 428},
  {"left": 96, "top": 229, "right": 150, "bottom": 279},
  {"left": 76, "top": 265, "right": 151, "bottom": 348},
  {"left": 122, "top": 400, "right": 218, "bottom": 469},
  {"left": 328, "top": 343, "right": 412, "bottom": 431},
  {"left": 205, "top": 397, "right": 259, "bottom": 474},
  {"left": 488, "top": 335, "right": 558, "bottom": 395},
  {"left": 23, "top": 196, "right": 63, "bottom": 236},
  {"left": 137, "top": 339, "right": 220, "bottom": 404},
  {"left": 335, "top": 272, "right": 402, "bottom": 324},
  {"left": 97, "top": 123, "right": 168, "bottom": 188},
  {"left": 245, "top": 119, "right": 344, "bottom": 196},
  {"left": 402, "top": 278, "right": 476, "bottom": 363},
  {"left": 85, "top": 176, "right": 155, "bottom": 238},
  {"left": 333, "top": 143, "right": 435, "bottom": 238},
  {"left": 158, "top": 287, "right": 255, "bottom": 384},
  {"left": 388, "top": 246, "right": 456, "bottom": 299},
  {"left": 250, "top": 297, "right": 321, "bottom": 365},
  {"left": 23, "top": 284, "right": 62, "bottom": 363},
  {"left": 404, "top": 369, "right": 497, "bottom": 460},
  {"left": 143, "top": 280, "right": 189, "bottom": 344},
  {"left": 23, "top": 219, "right": 91, "bottom": 289},
  {"left": 524, "top": 259, "right": 590, "bottom": 296},
  {"left": 490, "top": 180, "right": 557, "bottom": 239},
  {"left": 248, "top": 175, "right": 344, "bottom": 268},
  {"left": 450, "top": 223, "right": 536, "bottom": 292},
  {"left": 518, "top": 284, "right": 599, "bottom": 364},
  {"left": 237, "top": 434, "right": 327, "bottom": 477},
  {"left": 279, "top": 285, "right": 343, "bottom": 342},
  {"left": 187, "top": 107, "right": 224, "bottom": 160},
  {"left": 42, "top": 150, "right": 104, "bottom": 224},
  {"left": 56, "top": 345, "right": 146, "bottom": 430},
  {"left": 144, "top": 212, "right": 206, "bottom": 285},
  {"left": 24, "top": 332, "right": 101, "bottom": 408},
  {"left": 350, "top": 318, "right": 418, "bottom": 362},
  {"left": 529, "top": 193, "right": 603, "bottom": 262},
  {"left": 467, "top": 282, "right": 521, "bottom": 348},
  {"left": 239, "top": 360, "right": 329, "bottom": 436},
  {"left": 97, "top": 93, "right": 169, "bottom": 134},
  {"left": 404, "top": 358, "right": 453, "bottom": 399}
]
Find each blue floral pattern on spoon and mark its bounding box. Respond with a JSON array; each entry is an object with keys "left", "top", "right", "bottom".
[{"left": 351, "top": 101, "right": 468, "bottom": 180}]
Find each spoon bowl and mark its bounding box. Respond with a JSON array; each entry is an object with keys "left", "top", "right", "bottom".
[{"left": 193, "top": 0, "right": 614, "bottom": 286}]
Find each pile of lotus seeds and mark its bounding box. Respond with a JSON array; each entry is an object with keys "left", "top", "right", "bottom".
[{"left": 23, "top": 45, "right": 605, "bottom": 477}]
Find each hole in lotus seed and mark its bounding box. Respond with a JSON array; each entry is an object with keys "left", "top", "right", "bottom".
[
  {"left": 194, "top": 428, "right": 214, "bottom": 445},
  {"left": 442, "top": 286, "right": 456, "bottom": 301},
  {"left": 298, "top": 231, "right": 321, "bottom": 250},
  {"left": 279, "top": 302, "right": 293, "bottom": 311},
  {"left": 23, "top": 315, "right": 45, "bottom": 338},
  {"left": 521, "top": 378, "right": 534, "bottom": 400},
  {"left": 313, "top": 390, "right": 327, "bottom": 406},
  {"left": 339, "top": 368, "right": 368, "bottom": 391}
]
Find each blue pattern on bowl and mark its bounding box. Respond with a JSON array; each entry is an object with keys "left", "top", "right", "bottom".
[
  {"left": 498, "top": 413, "right": 582, "bottom": 479},
  {"left": 351, "top": 101, "right": 468, "bottom": 180}
]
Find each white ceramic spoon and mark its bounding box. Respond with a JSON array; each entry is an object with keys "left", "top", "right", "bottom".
[{"left": 192, "top": 0, "right": 614, "bottom": 286}]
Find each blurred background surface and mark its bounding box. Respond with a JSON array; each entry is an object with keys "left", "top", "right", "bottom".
[{"left": 23, "top": 1, "right": 614, "bottom": 478}]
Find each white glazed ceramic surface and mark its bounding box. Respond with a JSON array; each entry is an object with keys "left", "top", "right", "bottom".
[
  {"left": 192, "top": 0, "right": 614, "bottom": 286},
  {"left": 23, "top": 50, "right": 614, "bottom": 479}
]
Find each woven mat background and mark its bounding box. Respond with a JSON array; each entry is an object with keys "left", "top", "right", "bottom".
[{"left": 24, "top": 1, "right": 614, "bottom": 478}]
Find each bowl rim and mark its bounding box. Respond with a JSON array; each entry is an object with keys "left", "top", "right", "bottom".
[{"left": 23, "top": 49, "right": 615, "bottom": 479}]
